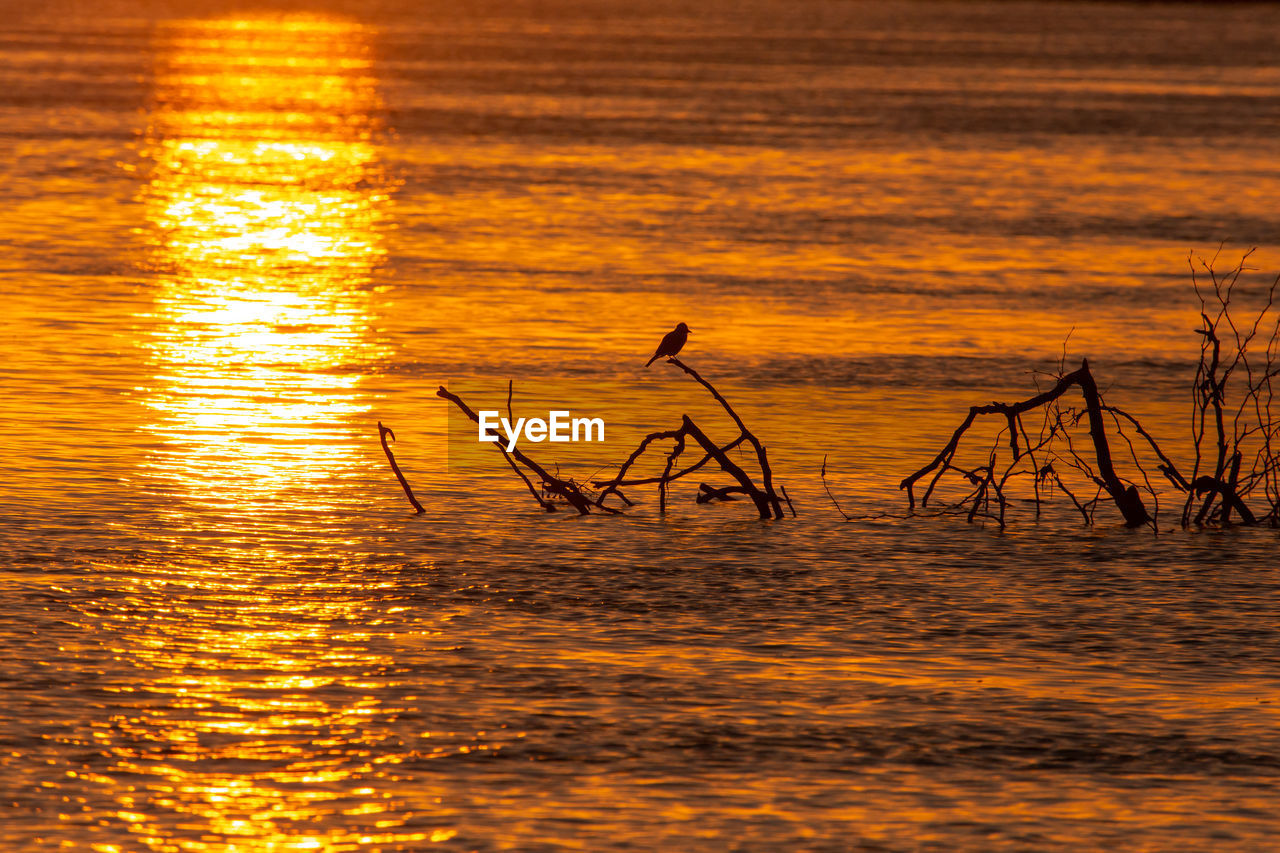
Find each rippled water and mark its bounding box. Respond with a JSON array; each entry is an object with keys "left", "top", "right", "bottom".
[{"left": 3, "top": 1, "right": 1280, "bottom": 850}]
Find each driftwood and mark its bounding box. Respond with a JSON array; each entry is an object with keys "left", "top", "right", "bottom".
[
  {"left": 892, "top": 250, "right": 1280, "bottom": 530},
  {"left": 590, "top": 356, "right": 789, "bottom": 519},
  {"left": 1184, "top": 249, "right": 1280, "bottom": 527},
  {"left": 384, "top": 359, "right": 790, "bottom": 519},
  {"left": 436, "top": 384, "right": 605, "bottom": 515},
  {"left": 821, "top": 456, "right": 854, "bottom": 521},
  {"left": 899, "top": 358, "right": 1157, "bottom": 528},
  {"left": 378, "top": 422, "right": 425, "bottom": 514}
]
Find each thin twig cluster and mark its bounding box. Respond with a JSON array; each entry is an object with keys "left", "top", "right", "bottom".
[
  {"left": 896, "top": 359, "right": 1157, "bottom": 529},
  {"left": 888, "top": 250, "right": 1280, "bottom": 529},
  {"left": 1185, "top": 249, "right": 1280, "bottom": 526},
  {"left": 388, "top": 357, "right": 792, "bottom": 519}
]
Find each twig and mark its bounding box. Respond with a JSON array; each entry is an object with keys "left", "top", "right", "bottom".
[
  {"left": 821, "top": 455, "right": 853, "bottom": 521},
  {"left": 377, "top": 422, "right": 425, "bottom": 514},
  {"left": 901, "top": 359, "right": 1150, "bottom": 527},
  {"left": 436, "top": 386, "right": 596, "bottom": 515}
]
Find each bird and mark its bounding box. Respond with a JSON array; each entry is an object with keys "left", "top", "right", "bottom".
[{"left": 645, "top": 322, "right": 691, "bottom": 367}]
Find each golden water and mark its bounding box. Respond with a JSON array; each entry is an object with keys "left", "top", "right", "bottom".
[{"left": 3, "top": 3, "right": 1280, "bottom": 850}]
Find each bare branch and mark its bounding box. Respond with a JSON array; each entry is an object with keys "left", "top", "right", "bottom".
[{"left": 377, "top": 422, "right": 425, "bottom": 515}]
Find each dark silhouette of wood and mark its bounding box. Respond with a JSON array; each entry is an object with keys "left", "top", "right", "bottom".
[
  {"left": 821, "top": 456, "right": 853, "bottom": 521},
  {"left": 780, "top": 485, "right": 797, "bottom": 517},
  {"left": 1189, "top": 476, "right": 1257, "bottom": 525},
  {"left": 594, "top": 426, "right": 692, "bottom": 507},
  {"left": 697, "top": 483, "right": 744, "bottom": 503},
  {"left": 659, "top": 432, "right": 686, "bottom": 513},
  {"left": 594, "top": 433, "right": 747, "bottom": 498},
  {"left": 1181, "top": 249, "right": 1280, "bottom": 527},
  {"left": 590, "top": 410, "right": 782, "bottom": 519},
  {"left": 494, "top": 379, "right": 559, "bottom": 511},
  {"left": 435, "top": 386, "right": 600, "bottom": 515},
  {"left": 900, "top": 359, "right": 1153, "bottom": 528},
  {"left": 1101, "top": 405, "right": 1190, "bottom": 491},
  {"left": 589, "top": 356, "right": 787, "bottom": 519},
  {"left": 377, "top": 422, "right": 425, "bottom": 514},
  {"left": 501, "top": 445, "right": 558, "bottom": 512},
  {"left": 390, "top": 254, "right": 1280, "bottom": 530},
  {"left": 663, "top": 356, "right": 785, "bottom": 518},
  {"left": 891, "top": 251, "right": 1280, "bottom": 530},
  {"left": 678, "top": 415, "right": 777, "bottom": 518},
  {"left": 1075, "top": 360, "right": 1153, "bottom": 527},
  {"left": 381, "top": 362, "right": 791, "bottom": 519}
]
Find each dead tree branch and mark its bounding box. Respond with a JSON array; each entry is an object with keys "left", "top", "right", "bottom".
[
  {"left": 377, "top": 422, "right": 425, "bottom": 514},
  {"left": 436, "top": 385, "right": 599, "bottom": 515},
  {"left": 891, "top": 251, "right": 1280, "bottom": 530},
  {"left": 900, "top": 359, "right": 1152, "bottom": 528},
  {"left": 821, "top": 455, "right": 854, "bottom": 521},
  {"left": 400, "top": 366, "right": 791, "bottom": 520},
  {"left": 1183, "top": 250, "right": 1280, "bottom": 526},
  {"left": 663, "top": 356, "right": 785, "bottom": 518}
]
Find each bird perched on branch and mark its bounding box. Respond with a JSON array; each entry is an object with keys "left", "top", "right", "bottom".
[{"left": 645, "top": 322, "right": 691, "bottom": 367}]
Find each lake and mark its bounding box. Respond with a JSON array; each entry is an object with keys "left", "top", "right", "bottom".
[{"left": 3, "top": 0, "right": 1280, "bottom": 849}]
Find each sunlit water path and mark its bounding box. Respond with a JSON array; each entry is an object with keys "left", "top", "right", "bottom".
[{"left": 2, "top": 2, "right": 1280, "bottom": 850}]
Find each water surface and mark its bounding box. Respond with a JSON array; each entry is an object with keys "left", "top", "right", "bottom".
[{"left": 3, "top": 1, "right": 1280, "bottom": 850}]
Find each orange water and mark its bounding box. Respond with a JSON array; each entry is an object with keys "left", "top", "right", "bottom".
[{"left": 3, "top": 2, "right": 1280, "bottom": 850}]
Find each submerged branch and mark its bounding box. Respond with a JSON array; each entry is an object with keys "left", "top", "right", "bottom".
[
  {"left": 821, "top": 455, "right": 854, "bottom": 521},
  {"left": 664, "top": 356, "right": 785, "bottom": 518},
  {"left": 377, "top": 422, "right": 425, "bottom": 515},
  {"left": 900, "top": 359, "right": 1151, "bottom": 528},
  {"left": 408, "top": 366, "right": 792, "bottom": 520},
  {"left": 436, "top": 385, "right": 596, "bottom": 515}
]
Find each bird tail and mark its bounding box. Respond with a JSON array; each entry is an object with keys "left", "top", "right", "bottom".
[{"left": 644, "top": 353, "right": 660, "bottom": 367}]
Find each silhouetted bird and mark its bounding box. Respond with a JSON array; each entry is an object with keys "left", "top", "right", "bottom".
[{"left": 645, "top": 322, "right": 691, "bottom": 367}]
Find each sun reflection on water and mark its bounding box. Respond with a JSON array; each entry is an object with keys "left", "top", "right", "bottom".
[
  {"left": 139, "top": 14, "right": 390, "bottom": 523},
  {"left": 107, "top": 15, "right": 440, "bottom": 851}
]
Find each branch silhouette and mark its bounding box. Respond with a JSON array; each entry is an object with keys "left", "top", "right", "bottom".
[
  {"left": 378, "top": 422, "right": 425, "bottom": 515},
  {"left": 380, "top": 361, "right": 790, "bottom": 519},
  {"left": 888, "top": 250, "right": 1280, "bottom": 530},
  {"left": 899, "top": 359, "right": 1153, "bottom": 528}
]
